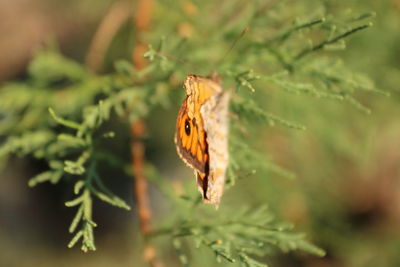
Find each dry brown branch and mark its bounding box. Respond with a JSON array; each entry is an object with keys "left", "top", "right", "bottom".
[
  {"left": 85, "top": 0, "right": 132, "bottom": 72},
  {"left": 130, "top": 0, "right": 162, "bottom": 266}
]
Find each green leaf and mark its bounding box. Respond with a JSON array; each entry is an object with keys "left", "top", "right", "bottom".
[
  {"left": 64, "top": 160, "right": 85, "bottom": 175},
  {"left": 58, "top": 134, "right": 86, "bottom": 147},
  {"left": 74, "top": 180, "right": 85, "bottom": 195},
  {"left": 65, "top": 196, "right": 84, "bottom": 207},
  {"left": 68, "top": 230, "right": 83, "bottom": 248},
  {"left": 49, "top": 108, "right": 80, "bottom": 129},
  {"left": 92, "top": 188, "right": 131, "bottom": 210},
  {"left": 69, "top": 205, "right": 83, "bottom": 233},
  {"left": 28, "top": 170, "right": 63, "bottom": 187}
]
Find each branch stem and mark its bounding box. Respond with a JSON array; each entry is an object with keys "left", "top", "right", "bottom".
[
  {"left": 294, "top": 23, "right": 371, "bottom": 61},
  {"left": 85, "top": 0, "right": 132, "bottom": 72},
  {"left": 130, "top": 0, "right": 162, "bottom": 266}
]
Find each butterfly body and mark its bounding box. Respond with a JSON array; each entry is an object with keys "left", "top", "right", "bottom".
[{"left": 175, "top": 74, "right": 229, "bottom": 206}]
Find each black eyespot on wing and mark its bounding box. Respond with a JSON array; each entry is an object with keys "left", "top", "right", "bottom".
[{"left": 185, "top": 119, "right": 191, "bottom": 136}]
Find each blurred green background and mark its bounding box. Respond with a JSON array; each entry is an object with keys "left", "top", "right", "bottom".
[{"left": 0, "top": 0, "right": 399, "bottom": 266}]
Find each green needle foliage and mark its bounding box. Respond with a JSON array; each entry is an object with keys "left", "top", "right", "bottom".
[{"left": 0, "top": 0, "right": 382, "bottom": 266}]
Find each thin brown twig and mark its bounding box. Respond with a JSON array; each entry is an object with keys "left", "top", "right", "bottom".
[
  {"left": 130, "top": 0, "right": 162, "bottom": 267},
  {"left": 85, "top": 0, "right": 132, "bottom": 72}
]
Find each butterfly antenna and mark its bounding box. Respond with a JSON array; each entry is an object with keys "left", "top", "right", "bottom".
[{"left": 216, "top": 27, "right": 249, "bottom": 68}]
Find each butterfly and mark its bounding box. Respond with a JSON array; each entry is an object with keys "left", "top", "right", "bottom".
[{"left": 175, "top": 73, "right": 229, "bottom": 206}]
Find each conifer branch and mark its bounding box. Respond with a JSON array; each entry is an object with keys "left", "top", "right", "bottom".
[
  {"left": 294, "top": 23, "right": 372, "bottom": 61},
  {"left": 0, "top": 2, "right": 384, "bottom": 265},
  {"left": 271, "top": 17, "right": 325, "bottom": 44}
]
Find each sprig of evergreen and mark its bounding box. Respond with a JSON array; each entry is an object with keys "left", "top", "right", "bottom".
[{"left": 0, "top": 0, "right": 382, "bottom": 265}]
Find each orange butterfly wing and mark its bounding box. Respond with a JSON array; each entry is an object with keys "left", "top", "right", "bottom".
[
  {"left": 175, "top": 99, "right": 209, "bottom": 175},
  {"left": 175, "top": 74, "right": 229, "bottom": 206}
]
